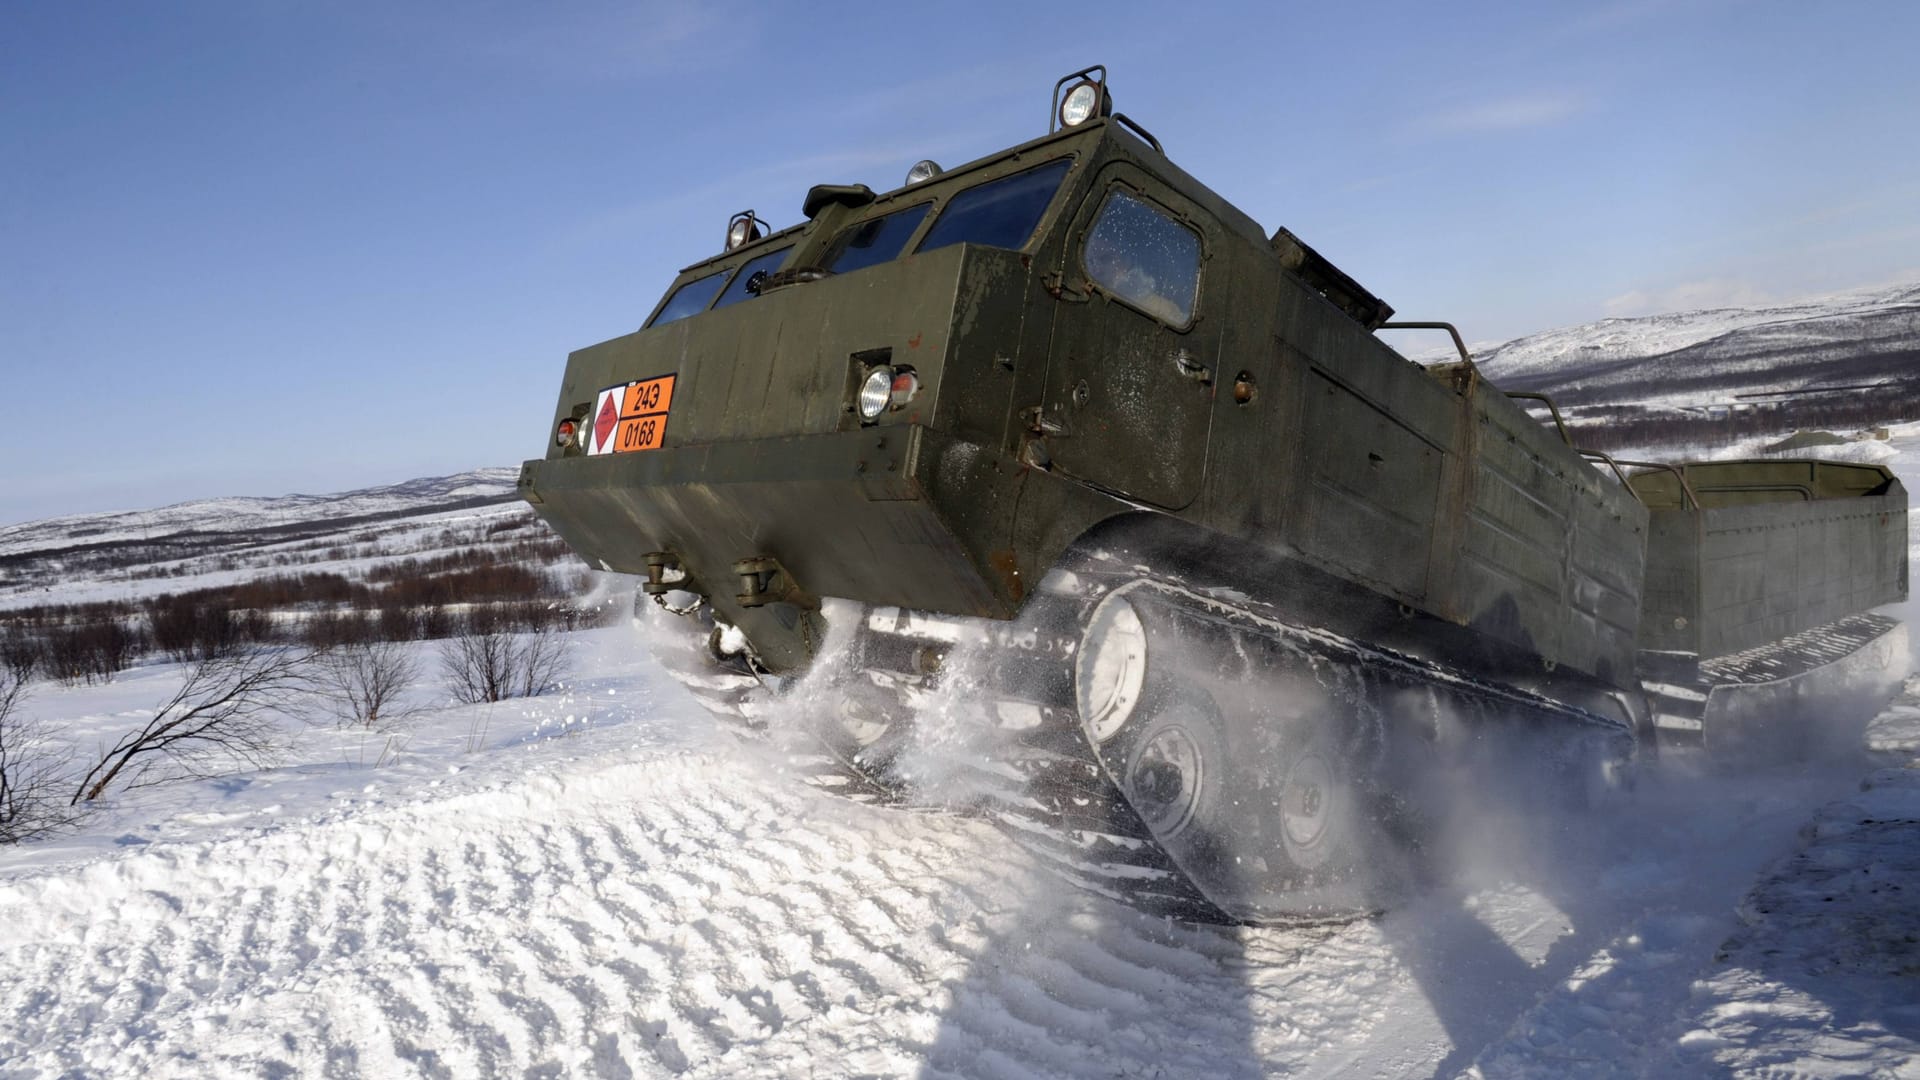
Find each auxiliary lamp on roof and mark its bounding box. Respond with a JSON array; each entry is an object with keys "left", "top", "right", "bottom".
[
  {"left": 1059, "top": 81, "right": 1106, "bottom": 127},
  {"left": 725, "top": 210, "right": 765, "bottom": 251},
  {"left": 1051, "top": 65, "right": 1113, "bottom": 131}
]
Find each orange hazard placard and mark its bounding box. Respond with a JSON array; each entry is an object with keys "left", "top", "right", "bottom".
[
  {"left": 622, "top": 375, "right": 674, "bottom": 418},
  {"left": 613, "top": 413, "right": 667, "bottom": 452},
  {"left": 588, "top": 374, "right": 676, "bottom": 455}
]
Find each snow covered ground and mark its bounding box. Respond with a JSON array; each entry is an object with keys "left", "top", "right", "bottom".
[
  {"left": 4, "top": 627, "right": 1917, "bottom": 1078},
  {"left": 3, "top": 446, "right": 1919, "bottom": 1077}
]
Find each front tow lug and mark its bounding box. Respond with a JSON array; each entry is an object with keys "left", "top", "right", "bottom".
[
  {"left": 642, "top": 551, "right": 704, "bottom": 615},
  {"left": 642, "top": 551, "right": 692, "bottom": 597},
  {"left": 732, "top": 555, "right": 820, "bottom": 611}
]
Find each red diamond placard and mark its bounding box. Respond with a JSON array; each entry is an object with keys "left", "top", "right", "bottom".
[{"left": 593, "top": 393, "right": 619, "bottom": 452}]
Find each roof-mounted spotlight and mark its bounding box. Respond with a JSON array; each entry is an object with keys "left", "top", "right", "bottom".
[
  {"left": 904, "top": 159, "right": 943, "bottom": 186},
  {"left": 725, "top": 210, "right": 765, "bottom": 251},
  {"left": 1050, "top": 65, "right": 1112, "bottom": 133}
]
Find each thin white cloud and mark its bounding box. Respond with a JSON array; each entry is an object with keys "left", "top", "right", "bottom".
[
  {"left": 1603, "top": 278, "right": 1774, "bottom": 317},
  {"left": 1421, "top": 94, "right": 1581, "bottom": 136}
]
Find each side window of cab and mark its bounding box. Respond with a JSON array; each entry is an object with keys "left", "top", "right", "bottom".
[{"left": 1079, "top": 189, "right": 1202, "bottom": 327}]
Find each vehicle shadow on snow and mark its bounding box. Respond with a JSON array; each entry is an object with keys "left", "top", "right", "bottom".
[
  {"left": 872, "top": 696, "right": 1273, "bottom": 1076},
  {"left": 1367, "top": 739, "right": 1891, "bottom": 1079},
  {"left": 911, "top": 882, "right": 1277, "bottom": 1080},
  {"left": 906, "top": 729, "right": 1889, "bottom": 1079}
]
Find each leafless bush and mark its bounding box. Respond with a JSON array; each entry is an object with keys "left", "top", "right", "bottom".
[
  {"left": 376, "top": 603, "right": 419, "bottom": 642},
  {"left": 303, "top": 609, "right": 376, "bottom": 649},
  {"left": 0, "top": 631, "right": 39, "bottom": 685},
  {"left": 438, "top": 619, "right": 571, "bottom": 704},
  {"left": 72, "top": 648, "right": 318, "bottom": 804},
  {"left": 0, "top": 671, "right": 73, "bottom": 843},
  {"left": 147, "top": 596, "right": 247, "bottom": 662},
  {"left": 45, "top": 619, "right": 144, "bottom": 686},
  {"left": 321, "top": 641, "right": 419, "bottom": 728}
]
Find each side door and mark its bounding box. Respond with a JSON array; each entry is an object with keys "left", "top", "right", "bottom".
[{"left": 1040, "top": 164, "right": 1220, "bottom": 511}]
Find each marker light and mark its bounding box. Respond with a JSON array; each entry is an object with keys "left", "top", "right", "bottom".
[
  {"left": 905, "top": 159, "right": 943, "bottom": 185},
  {"left": 1059, "top": 81, "right": 1102, "bottom": 127},
  {"left": 858, "top": 367, "right": 894, "bottom": 420},
  {"left": 555, "top": 418, "right": 579, "bottom": 448},
  {"left": 889, "top": 369, "right": 920, "bottom": 409}
]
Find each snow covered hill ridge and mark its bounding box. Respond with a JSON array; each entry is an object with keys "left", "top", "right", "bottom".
[
  {"left": 0, "top": 467, "right": 519, "bottom": 560},
  {"left": 1458, "top": 279, "right": 1920, "bottom": 409}
]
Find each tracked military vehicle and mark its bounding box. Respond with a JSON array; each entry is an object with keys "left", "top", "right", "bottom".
[{"left": 519, "top": 68, "right": 1909, "bottom": 922}]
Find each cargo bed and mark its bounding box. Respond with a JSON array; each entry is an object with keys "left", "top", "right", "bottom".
[{"left": 1629, "top": 459, "right": 1909, "bottom": 755}]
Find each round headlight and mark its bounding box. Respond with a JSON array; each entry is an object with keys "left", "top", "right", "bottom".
[
  {"left": 555, "top": 418, "right": 578, "bottom": 448},
  {"left": 904, "top": 159, "right": 942, "bottom": 185},
  {"left": 1076, "top": 593, "right": 1148, "bottom": 742},
  {"left": 725, "top": 217, "right": 761, "bottom": 250},
  {"left": 858, "top": 367, "right": 894, "bottom": 420},
  {"left": 1060, "top": 81, "right": 1102, "bottom": 127}
]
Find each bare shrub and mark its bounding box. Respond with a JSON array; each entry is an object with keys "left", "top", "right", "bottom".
[
  {"left": 0, "top": 630, "right": 39, "bottom": 685},
  {"left": 72, "top": 648, "right": 318, "bottom": 804},
  {"left": 376, "top": 603, "right": 418, "bottom": 642},
  {"left": 303, "top": 609, "right": 375, "bottom": 649},
  {"left": 513, "top": 625, "right": 571, "bottom": 699},
  {"left": 0, "top": 671, "right": 73, "bottom": 843},
  {"left": 439, "top": 618, "right": 570, "bottom": 704},
  {"left": 147, "top": 596, "right": 245, "bottom": 662},
  {"left": 45, "top": 619, "right": 144, "bottom": 686},
  {"left": 321, "top": 641, "right": 419, "bottom": 728}
]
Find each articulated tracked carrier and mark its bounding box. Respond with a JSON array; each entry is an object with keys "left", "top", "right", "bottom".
[{"left": 519, "top": 69, "right": 1909, "bottom": 922}]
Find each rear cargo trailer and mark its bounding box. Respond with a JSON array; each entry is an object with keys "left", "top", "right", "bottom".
[{"left": 1631, "top": 460, "right": 1908, "bottom": 759}]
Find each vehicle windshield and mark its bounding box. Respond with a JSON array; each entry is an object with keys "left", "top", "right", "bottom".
[
  {"left": 917, "top": 158, "right": 1072, "bottom": 255},
  {"left": 711, "top": 246, "right": 792, "bottom": 311},
  {"left": 646, "top": 269, "right": 728, "bottom": 328},
  {"left": 822, "top": 203, "right": 933, "bottom": 275}
]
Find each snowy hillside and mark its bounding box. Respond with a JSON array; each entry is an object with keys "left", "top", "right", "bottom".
[
  {"left": 0, "top": 468, "right": 529, "bottom": 611},
  {"left": 0, "top": 468, "right": 518, "bottom": 561},
  {"left": 1419, "top": 280, "right": 1920, "bottom": 413}
]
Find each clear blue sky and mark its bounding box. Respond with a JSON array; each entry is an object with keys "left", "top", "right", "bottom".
[{"left": 6, "top": 0, "right": 1919, "bottom": 524}]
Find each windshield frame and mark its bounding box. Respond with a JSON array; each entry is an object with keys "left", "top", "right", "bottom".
[
  {"left": 914, "top": 156, "right": 1076, "bottom": 256},
  {"left": 642, "top": 236, "right": 797, "bottom": 329},
  {"left": 819, "top": 201, "right": 936, "bottom": 276}
]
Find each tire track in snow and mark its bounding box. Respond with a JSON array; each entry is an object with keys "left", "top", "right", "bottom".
[
  {"left": 3, "top": 727, "right": 1752, "bottom": 1079},
  {"left": 0, "top": 749, "right": 1075, "bottom": 1076}
]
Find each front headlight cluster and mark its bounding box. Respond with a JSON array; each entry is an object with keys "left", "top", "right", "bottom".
[{"left": 856, "top": 365, "right": 920, "bottom": 421}]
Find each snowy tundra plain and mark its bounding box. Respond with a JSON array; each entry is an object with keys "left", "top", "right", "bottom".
[{"left": 3, "top": 437, "right": 1920, "bottom": 1077}]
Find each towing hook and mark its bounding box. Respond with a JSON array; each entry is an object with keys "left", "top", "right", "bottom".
[
  {"left": 732, "top": 555, "right": 819, "bottom": 611},
  {"left": 642, "top": 551, "right": 691, "bottom": 597}
]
